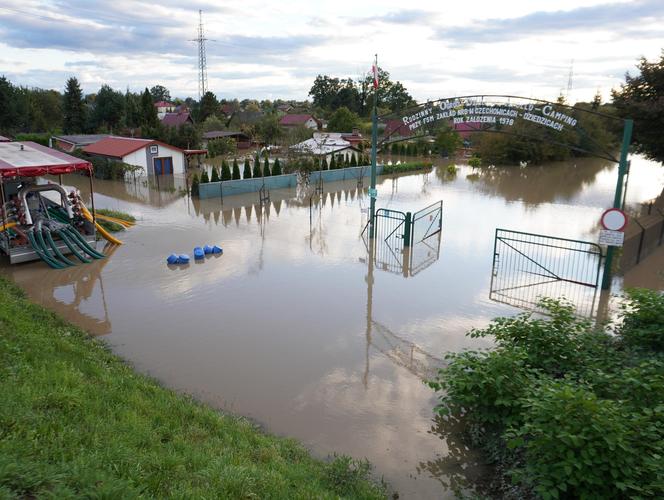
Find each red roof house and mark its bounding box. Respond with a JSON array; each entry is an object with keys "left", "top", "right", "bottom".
[
  {"left": 160, "top": 112, "right": 194, "bottom": 127},
  {"left": 279, "top": 114, "right": 320, "bottom": 129},
  {"left": 83, "top": 137, "right": 185, "bottom": 176}
]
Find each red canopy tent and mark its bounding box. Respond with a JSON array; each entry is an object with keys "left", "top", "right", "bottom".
[{"left": 0, "top": 141, "right": 92, "bottom": 178}]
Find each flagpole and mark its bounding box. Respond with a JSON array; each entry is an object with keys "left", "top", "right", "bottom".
[{"left": 369, "top": 54, "right": 378, "bottom": 239}]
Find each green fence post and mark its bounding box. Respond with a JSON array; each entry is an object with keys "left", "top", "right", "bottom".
[
  {"left": 601, "top": 118, "right": 633, "bottom": 290},
  {"left": 404, "top": 212, "right": 412, "bottom": 247}
]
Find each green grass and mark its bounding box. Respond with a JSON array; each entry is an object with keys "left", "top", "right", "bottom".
[
  {"left": 381, "top": 161, "right": 433, "bottom": 174},
  {"left": 95, "top": 209, "right": 136, "bottom": 223},
  {"left": 0, "top": 277, "right": 386, "bottom": 499},
  {"left": 96, "top": 219, "right": 125, "bottom": 233}
]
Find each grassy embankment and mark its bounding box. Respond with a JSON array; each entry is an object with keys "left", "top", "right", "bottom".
[
  {"left": 381, "top": 161, "right": 433, "bottom": 175},
  {"left": 0, "top": 277, "right": 386, "bottom": 498},
  {"left": 93, "top": 209, "right": 135, "bottom": 234}
]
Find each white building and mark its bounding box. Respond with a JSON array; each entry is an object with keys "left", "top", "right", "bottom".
[
  {"left": 290, "top": 133, "right": 360, "bottom": 163},
  {"left": 83, "top": 137, "right": 185, "bottom": 176},
  {"left": 154, "top": 101, "right": 176, "bottom": 119}
]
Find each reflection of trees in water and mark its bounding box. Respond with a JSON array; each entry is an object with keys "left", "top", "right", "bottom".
[
  {"left": 454, "top": 159, "right": 612, "bottom": 206},
  {"left": 417, "top": 415, "right": 498, "bottom": 498}
]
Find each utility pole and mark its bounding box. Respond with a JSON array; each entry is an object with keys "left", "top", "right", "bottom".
[
  {"left": 191, "top": 10, "right": 209, "bottom": 100},
  {"left": 369, "top": 54, "right": 378, "bottom": 239}
]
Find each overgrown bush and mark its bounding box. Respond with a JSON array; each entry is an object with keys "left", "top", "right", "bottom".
[
  {"left": 468, "top": 155, "right": 482, "bottom": 168},
  {"left": 207, "top": 137, "right": 236, "bottom": 157},
  {"left": 429, "top": 291, "right": 664, "bottom": 499}
]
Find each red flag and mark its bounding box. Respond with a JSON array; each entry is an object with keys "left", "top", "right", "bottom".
[{"left": 372, "top": 63, "right": 379, "bottom": 90}]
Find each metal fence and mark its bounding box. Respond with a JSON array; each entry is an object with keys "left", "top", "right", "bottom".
[
  {"left": 490, "top": 229, "right": 603, "bottom": 317},
  {"left": 411, "top": 200, "right": 442, "bottom": 245},
  {"left": 621, "top": 201, "right": 664, "bottom": 270}
]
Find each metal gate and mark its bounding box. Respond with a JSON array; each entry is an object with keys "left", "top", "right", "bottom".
[
  {"left": 411, "top": 200, "right": 442, "bottom": 245},
  {"left": 490, "top": 229, "right": 603, "bottom": 316},
  {"left": 372, "top": 208, "right": 410, "bottom": 274}
]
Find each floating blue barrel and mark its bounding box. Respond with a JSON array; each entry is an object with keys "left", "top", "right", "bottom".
[
  {"left": 212, "top": 245, "right": 223, "bottom": 254},
  {"left": 193, "top": 246, "right": 205, "bottom": 260},
  {"left": 203, "top": 244, "right": 214, "bottom": 254},
  {"left": 178, "top": 254, "right": 190, "bottom": 263},
  {"left": 166, "top": 254, "right": 179, "bottom": 264}
]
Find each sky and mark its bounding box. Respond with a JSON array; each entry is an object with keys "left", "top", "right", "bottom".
[{"left": 0, "top": 0, "right": 662, "bottom": 104}]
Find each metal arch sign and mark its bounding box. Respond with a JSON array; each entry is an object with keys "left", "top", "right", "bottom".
[{"left": 379, "top": 95, "right": 622, "bottom": 162}]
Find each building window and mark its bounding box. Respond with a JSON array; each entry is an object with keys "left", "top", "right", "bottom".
[{"left": 150, "top": 145, "right": 158, "bottom": 154}]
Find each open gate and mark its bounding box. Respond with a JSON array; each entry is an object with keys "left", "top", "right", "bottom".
[
  {"left": 490, "top": 229, "right": 603, "bottom": 316},
  {"left": 411, "top": 201, "right": 442, "bottom": 245}
]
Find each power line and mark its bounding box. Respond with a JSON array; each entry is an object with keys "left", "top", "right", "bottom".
[{"left": 189, "top": 10, "right": 209, "bottom": 100}]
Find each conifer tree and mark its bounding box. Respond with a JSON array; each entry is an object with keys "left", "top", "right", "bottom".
[
  {"left": 210, "top": 166, "right": 220, "bottom": 182},
  {"left": 200, "top": 169, "right": 210, "bottom": 183},
  {"left": 221, "top": 159, "right": 232, "bottom": 181},
  {"left": 63, "top": 77, "right": 85, "bottom": 133},
  {"left": 350, "top": 154, "right": 357, "bottom": 167},
  {"left": 243, "top": 158, "right": 252, "bottom": 179},
  {"left": 263, "top": 156, "right": 271, "bottom": 176},
  {"left": 329, "top": 154, "right": 336, "bottom": 170},
  {"left": 232, "top": 158, "right": 241, "bottom": 180},
  {"left": 191, "top": 173, "right": 200, "bottom": 196},
  {"left": 272, "top": 158, "right": 282, "bottom": 176},
  {"left": 253, "top": 159, "right": 262, "bottom": 177}
]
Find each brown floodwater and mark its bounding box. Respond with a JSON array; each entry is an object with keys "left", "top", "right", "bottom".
[{"left": 2, "top": 156, "right": 663, "bottom": 498}]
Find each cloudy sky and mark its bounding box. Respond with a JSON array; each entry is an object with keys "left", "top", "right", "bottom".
[{"left": 0, "top": 0, "right": 662, "bottom": 103}]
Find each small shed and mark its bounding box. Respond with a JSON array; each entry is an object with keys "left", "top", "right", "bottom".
[
  {"left": 50, "top": 134, "right": 111, "bottom": 152},
  {"left": 279, "top": 114, "right": 320, "bottom": 130},
  {"left": 290, "top": 133, "right": 360, "bottom": 163},
  {"left": 83, "top": 136, "right": 185, "bottom": 176}
]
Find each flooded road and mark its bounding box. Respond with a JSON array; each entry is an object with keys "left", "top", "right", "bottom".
[{"left": 3, "top": 156, "right": 663, "bottom": 498}]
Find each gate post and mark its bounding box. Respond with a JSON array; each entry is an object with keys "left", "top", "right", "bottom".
[
  {"left": 403, "top": 211, "right": 412, "bottom": 247},
  {"left": 601, "top": 118, "right": 633, "bottom": 290}
]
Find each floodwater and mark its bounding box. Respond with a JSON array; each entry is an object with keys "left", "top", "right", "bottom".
[{"left": 3, "top": 156, "right": 663, "bottom": 498}]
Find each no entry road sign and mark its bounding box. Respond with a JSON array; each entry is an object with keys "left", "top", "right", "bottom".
[{"left": 600, "top": 208, "right": 628, "bottom": 232}]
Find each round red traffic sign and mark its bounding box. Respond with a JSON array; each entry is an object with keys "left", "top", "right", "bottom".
[{"left": 600, "top": 208, "right": 628, "bottom": 231}]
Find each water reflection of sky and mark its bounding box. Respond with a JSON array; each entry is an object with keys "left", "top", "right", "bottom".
[{"left": 2, "top": 156, "right": 662, "bottom": 499}]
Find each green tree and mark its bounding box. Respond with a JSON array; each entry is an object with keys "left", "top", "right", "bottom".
[
  {"left": 329, "top": 154, "right": 336, "bottom": 170},
  {"left": 201, "top": 115, "right": 225, "bottom": 132},
  {"left": 309, "top": 75, "right": 341, "bottom": 109},
  {"left": 612, "top": 51, "right": 664, "bottom": 163},
  {"left": 124, "top": 89, "right": 141, "bottom": 129},
  {"left": 243, "top": 158, "right": 252, "bottom": 179},
  {"left": 221, "top": 159, "right": 231, "bottom": 181},
  {"left": 263, "top": 156, "right": 271, "bottom": 176},
  {"left": 199, "top": 91, "right": 219, "bottom": 122},
  {"left": 200, "top": 169, "right": 210, "bottom": 183},
  {"left": 232, "top": 158, "right": 241, "bottom": 180},
  {"left": 272, "top": 158, "right": 282, "bottom": 175},
  {"left": 434, "top": 126, "right": 463, "bottom": 157},
  {"left": 256, "top": 114, "right": 283, "bottom": 145},
  {"left": 327, "top": 106, "right": 359, "bottom": 132},
  {"left": 349, "top": 154, "right": 357, "bottom": 167},
  {"left": 149, "top": 85, "right": 171, "bottom": 102},
  {"left": 253, "top": 159, "right": 262, "bottom": 177},
  {"left": 210, "top": 166, "right": 220, "bottom": 182},
  {"left": 92, "top": 84, "right": 125, "bottom": 132},
  {"left": 63, "top": 77, "right": 85, "bottom": 133},
  {"left": 140, "top": 88, "right": 158, "bottom": 128}
]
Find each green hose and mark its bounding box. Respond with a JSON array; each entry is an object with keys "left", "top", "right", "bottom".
[
  {"left": 57, "top": 229, "right": 91, "bottom": 263},
  {"left": 65, "top": 227, "right": 105, "bottom": 259},
  {"left": 44, "top": 229, "right": 76, "bottom": 266},
  {"left": 47, "top": 207, "right": 69, "bottom": 224},
  {"left": 36, "top": 227, "right": 71, "bottom": 267},
  {"left": 27, "top": 231, "right": 64, "bottom": 269}
]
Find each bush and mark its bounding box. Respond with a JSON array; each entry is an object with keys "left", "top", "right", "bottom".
[
  {"left": 253, "top": 160, "right": 262, "bottom": 178},
  {"left": 619, "top": 288, "right": 664, "bottom": 351},
  {"left": 210, "top": 166, "right": 220, "bottom": 182},
  {"left": 190, "top": 174, "right": 200, "bottom": 196},
  {"left": 329, "top": 155, "right": 336, "bottom": 170},
  {"left": 429, "top": 293, "right": 664, "bottom": 499},
  {"left": 200, "top": 169, "right": 209, "bottom": 183},
  {"left": 207, "top": 137, "right": 236, "bottom": 157},
  {"left": 350, "top": 154, "right": 358, "bottom": 167},
  {"left": 221, "top": 159, "right": 231, "bottom": 181},
  {"left": 381, "top": 161, "right": 432, "bottom": 174},
  {"left": 272, "top": 158, "right": 282, "bottom": 176},
  {"left": 468, "top": 156, "right": 482, "bottom": 168},
  {"left": 243, "top": 158, "right": 252, "bottom": 179},
  {"left": 263, "top": 157, "right": 271, "bottom": 177},
  {"left": 232, "top": 159, "right": 241, "bottom": 180},
  {"left": 391, "top": 143, "right": 398, "bottom": 155}
]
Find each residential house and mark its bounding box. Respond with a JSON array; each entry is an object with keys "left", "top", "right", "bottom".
[
  {"left": 83, "top": 136, "right": 185, "bottom": 176},
  {"left": 290, "top": 132, "right": 360, "bottom": 163},
  {"left": 50, "top": 134, "right": 111, "bottom": 152},
  {"left": 154, "top": 101, "right": 175, "bottom": 119},
  {"left": 279, "top": 114, "right": 321, "bottom": 130},
  {"left": 160, "top": 112, "right": 194, "bottom": 128}
]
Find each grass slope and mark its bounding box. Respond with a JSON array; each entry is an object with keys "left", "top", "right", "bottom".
[{"left": 0, "top": 277, "right": 385, "bottom": 499}]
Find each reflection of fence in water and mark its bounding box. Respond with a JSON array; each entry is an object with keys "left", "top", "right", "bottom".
[
  {"left": 370, "top": 320, "right": 446, "bottom": 381},
  {"left": 490, "top": 229, "right": 602, "bottom": 317}
]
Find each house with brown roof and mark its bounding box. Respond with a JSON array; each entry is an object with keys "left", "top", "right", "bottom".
[
  {"left": 279, "top": 114, "right": 321, "bottom": 130},
  {"left": 160, "top": 112, "right": 194, "bottom": 128},
  {"left": 83, "top": 136, "right": 185, "bottom": 176}
]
